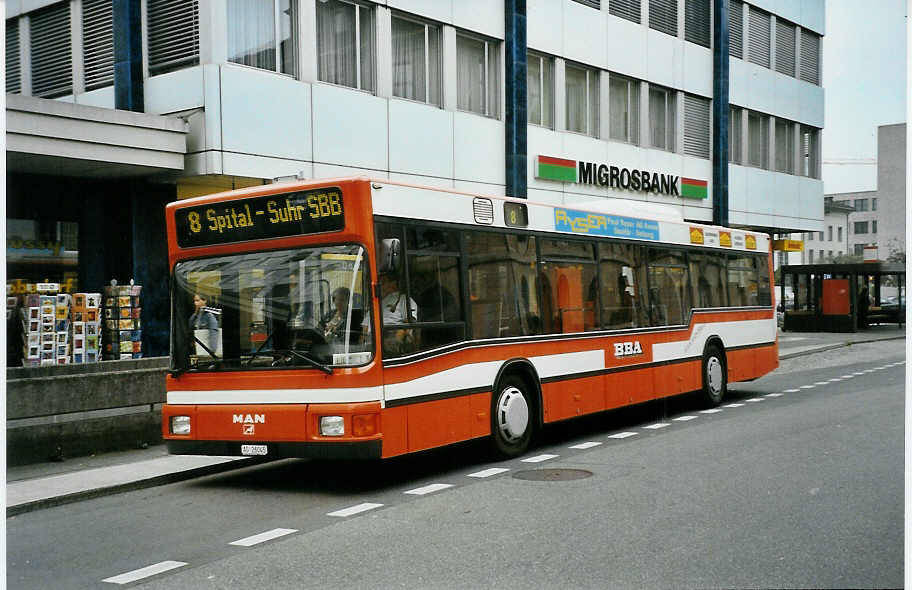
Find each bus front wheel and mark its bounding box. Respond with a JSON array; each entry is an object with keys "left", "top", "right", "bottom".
[
  {"left": 490, "top": 376, "right": 534, "bottom": 459},
  {"left": 701, "top": 344, "right": 727, "bottom": 406}
]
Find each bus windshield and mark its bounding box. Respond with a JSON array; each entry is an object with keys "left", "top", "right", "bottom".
[{"left": 171, "top": 244, "right": 373, "bottom": 372}]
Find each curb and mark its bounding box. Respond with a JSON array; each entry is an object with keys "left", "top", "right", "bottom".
[
  {"left": 778, "top": 335, "right": 906, "bottom": 361},
  {"left": 7, "top": 457, "right": 273, "bottom": 517}
]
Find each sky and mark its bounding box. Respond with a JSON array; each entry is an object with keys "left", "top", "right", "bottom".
[{"left": 822, "top": 0, "right": 907, "bottom": 194}]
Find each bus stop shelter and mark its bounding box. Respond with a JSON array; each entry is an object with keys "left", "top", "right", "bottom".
[{"left": 780, "top": 262, "right": 905, "bottom": 332}]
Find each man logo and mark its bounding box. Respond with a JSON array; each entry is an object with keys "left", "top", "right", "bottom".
[
  {"left": 613, "top": 341, "right": 644, "bottom": 358},
  {"left": 233, "top": 414, "right": 265, "bottom": 424}
]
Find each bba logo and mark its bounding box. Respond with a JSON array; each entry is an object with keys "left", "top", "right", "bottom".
[{"left": 613, "top": 341, "right": 644, "bottom": 358}]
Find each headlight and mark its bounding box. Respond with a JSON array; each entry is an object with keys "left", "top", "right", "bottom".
[
  {"left": 320, "top": 416, "right": 344, "bottom": 436},
  {"left": 170, "top": 415, "right": 191, "bottom": 435}
]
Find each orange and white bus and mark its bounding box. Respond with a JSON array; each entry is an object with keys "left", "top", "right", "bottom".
[{"left": 163, "top": 177, "right": 777, "bottom": 460}]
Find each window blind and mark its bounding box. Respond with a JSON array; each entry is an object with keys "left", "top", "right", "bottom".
[
  {"left": 747, "top": 6, "right": 770, "bottom": 68},
  {"left": 649, "top": 0, "right": 677, "bottom": 37},
  {"left": 83, "top": 0, "right": 114, "bottom": 90},
  {"left": 728, "top": 0, "right": 743, "bottom": 58},
  {"left": 148, "top": 0, "right": 199, "bottom": 75},
  {"left": 30, "top": 3, "right": 72, "bottom": 98},
  {"left": 684, "top": 0, "right": 710, "bottom": 48},
  {"left": 774, "top": 19, "right": 796, "bottom": 77},
  {"left": 683, "top": 94, "right": 711, "bottom": 159},
  {"left": 6, "top": 18, "right": 20, "bottom": 93},
  {"left": 799, "top": 28, "right": 820, "bottom": 85},
  {"left": 609, "top": 0, "right": 641, "bottom": 24}
]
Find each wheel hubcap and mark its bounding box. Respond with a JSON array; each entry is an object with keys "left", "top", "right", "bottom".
[
  {"left": 497, "top": 386, "right": 529, "bottom": 443},
  {"left": 706, "top": 357, "right": 723, "bottom": 396}
]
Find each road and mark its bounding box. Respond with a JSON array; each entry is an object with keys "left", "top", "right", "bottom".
[{"left": 7, "top": 340, "right": 904, "bottom": 589}]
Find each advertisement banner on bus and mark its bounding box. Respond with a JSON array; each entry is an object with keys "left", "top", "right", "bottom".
[{"left": 554, "top": 208, "right": 660, "bottom": 241}]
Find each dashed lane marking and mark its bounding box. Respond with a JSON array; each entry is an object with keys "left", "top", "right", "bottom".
[
  {"left": 608, "top": 431, "right": 640, "bottom": 438},
  {"left": 521, "top": 454, "right": 559, "bottom": 463},
  {"left": 569, "top": 442, "right": 603, "bottom": 449},
  {"left": 700, "top": 409, "right": 723, "bottom": 414},
  {"left": 103, "top": 561, "right": 187, "bottom": 585},
  {"left": 813, "top": 381, "right": 829, "bottom": 386},
  {"left": 404, "top": 483, "right": 453, "bottom": 496},
  {"left": 467, "top": 467, "right": 510, "bottom": 478},
  {"left": 827, "top": 378, "right": 842, "bottom": 382},
  {"left": 853, "top": 372, "right": 865, "bottom": 376},
  {"left": 672, "top": 416, "right": 698, "bottom": 422},
  {"left": 799, "top": 385, "right": 815, "bottom": 389},
  {"left": 327, "top": 503, "right": 384, "bottom": 517},
  {"left": 723, "top": 403, "right": 745, "bottom": 408},
  {"left": 765, "top": 393, "right": 784, "bottom": 397},
  {"left": 229, "top": 528, "right": 297, "bottom": 547},
  {"left": 644, "top": 423, "right": 670, "bottom": 430},
  {"left": 784, "top": 388, "right": 801, "bottom": 393},
  {"left": 745, "top": 398, "right": 765, "bottom": 402},
  {"left": 840, "top": 375, "right": 854, "bottom": 379}
]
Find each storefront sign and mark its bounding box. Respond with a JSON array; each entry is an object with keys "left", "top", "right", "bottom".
[
  {"left": 745, "top": 235, "right": 757, "bottom": 250},
  {"left": 7, "top": 239, "right": 64, "bottom": 258},
  {"left": 773, "top": 239, "right": 803, "bottom": 252},
  {"left": 555, "top": 208, "right": 660, "bottom": 240},
  {"left": 719, "top": 231, "right": 732, "bottom": 247},
  {"left": 689, "top": 227, "right": 704, "bottom": 244},
  {"left": 175, "top": 187, "right": 345, "bottom": 248},
  {"left": 535, "top": 155, "right": 708, "bottom": 199}
]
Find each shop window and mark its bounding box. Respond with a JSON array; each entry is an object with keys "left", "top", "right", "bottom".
[
  {"left": 392, "top": 15, "right": 441, "bottom": 106},
  {"left": 228, "top": 0, "right": 297, "bottom": 75},
  {"left": 317, "top": 0, "right": 375, "bottom": 91},
  {"left": 456, "top": 33, "right": 499, "bottom": 118},
  {"left": 609, "top": 73, "right": 639, "bottom": 145},
  {"left": 566, "top": 62, "right": 599, "bottom": 137},
  {"left": 148, "top": 0, "right": 199, "bottom": 75},
  {"left": 528, "top": 52, "right": 554, "bottom": 128}
]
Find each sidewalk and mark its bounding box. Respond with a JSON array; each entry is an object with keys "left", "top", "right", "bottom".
[{"left": 8, "top": 325, "right": 905, "bottom": 516}]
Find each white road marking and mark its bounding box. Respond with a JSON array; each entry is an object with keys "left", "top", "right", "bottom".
[
  {"left": 521, "top": 454, "right": 559, "bottom": 463},
  {"left": 853, "top": 372, "right": 865, "bottom": 376},
  {"left": 404, "top": 483, "right": 453, "bottom": 495},
  {"left": 840, "top": 375, "right": 854, "bottom": 379},
  {"left": 745, "top": 397, "right": 765, "bottom": 402},
  {"left": 229, "top": 528, "right": 297, "bottom": 547},
  {"left": 827, "top": 378, "right": 842, "bottom": 382},
  {"left": 569, "top": 442, "right": 603, "bottom": 449},
  {"left": 813, "top": 381, "right": 829, "bottom": 385},
  {"left": 784, "top": 388, "right": 801, "bottom": 393},
  {"left": 700, "top": 409, "right": 723, "bottom": 414},
  {"left": 723, "top": 403, "right": 745, "bottom": 408},
  {"left": 799, "top": 385, "right": 815, "bottom": 389},
  {"left": 467, "top": 467, "right": 510, "bottom": 478},
  {"left": 644, "top": 423, "right": 670, "bottom": 429},
  {"left": 608, "top": 431, "right": 640, "bottom": 438},
  {"left": 672, "top": 416, "right": 698, "bottom": 422},
  {"left": 863, "top": 369, "right": 875, "bottom": 373},
  {"left": 765, "top": 393, "right": 784, "bottom": 397},
  {"left": 327, "top": 503, "right": 384, "bottom": 517},
  {"left": 103, "top": 561, "right": 187, "bottom": 585}
]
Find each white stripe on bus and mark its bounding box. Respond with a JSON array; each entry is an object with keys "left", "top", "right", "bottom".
[{"left": 167, "top": 386, "right": 383, "bottom": 405}]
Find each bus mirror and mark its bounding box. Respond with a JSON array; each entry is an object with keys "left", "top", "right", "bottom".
[{"left": 378, "top": 238, "right": 401, "bottom": 275}]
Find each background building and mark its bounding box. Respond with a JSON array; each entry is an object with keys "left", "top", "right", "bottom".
[{"left": 6, "top": 0, "right": 825, "bottom": 359}]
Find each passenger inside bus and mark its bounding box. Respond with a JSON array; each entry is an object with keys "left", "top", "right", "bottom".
[{"left": 380, "top": 272, "right": 416, "bottom": 355}]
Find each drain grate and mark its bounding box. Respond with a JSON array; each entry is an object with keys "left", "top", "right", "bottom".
[{"left": 512, "top": 468, "right": 593, "bottom": 482}]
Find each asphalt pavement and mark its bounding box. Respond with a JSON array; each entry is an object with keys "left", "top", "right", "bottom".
[{"left": 6, "top": 325, "right": 905, "bottom": 516}]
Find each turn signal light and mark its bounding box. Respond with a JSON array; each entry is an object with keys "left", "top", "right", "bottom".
[{"left": 352, "top": 414, "right": 377, "bottom": 437}]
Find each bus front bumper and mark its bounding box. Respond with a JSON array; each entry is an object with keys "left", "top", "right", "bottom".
[{"left": 166, "top": 439, "right": 382, "bottom": 460}]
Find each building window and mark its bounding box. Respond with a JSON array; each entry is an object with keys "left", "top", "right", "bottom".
[
  {"left": 148, "top": 0, "right": 200, "bottom": 76},
  {"left": 808, "top": 250, "right": 813, "bottom": 263},
  {"left": 774, "top": 119, "right": 794, "bottom": 173},
  {"left": 838, "top": 227, "right": 843, "bottom": 242},
  {"left": 392, "top": 16, "right": 441, "bottom": 106},
  {"left": 827, "top": 226, "right": 832, "bottom": 241},
  {"left": 747, "top": 110, "right": 769, "bottom": 169},
  {"left": 572, "top": 0, "right": 601, "bottom": 8},
  {"left": 818, "top": 231, "right": 823, "bottom": 241},
  {"left": 728, "top": 0, "right": 743, "bottom": 59},
  {"left": 747, "top": 6, "right": 770, "bottom": 69},
  {"left": 799, "top": 28, "right": 821, "bottom": 85},
  {"left": 827, "top": 250, "right": 833, "bottom": 259},
  {"left": 873, "top": 220, "right": 877, "bottom": 234},
  {"left": 774, "top": 19, "right": 796, "bottom": 77},
  {"left": 82, "top": 0, "right": 114, "bottom": 90},
  {"left": 609, "top": 74, "right": 639, "bottom": 144},
  {"left": 872, "top": 198, "right": 877, "bottom": 211},
  {"left": 456, "top": 33, "right": 499, "bottom": 118},
  {"left": 649, "top": 0, "right": 678, "bottom": 37},
  {"left": 30, "top": 3, "right": 72, "bottom": 98},
  {"left": 729, "top": 106, "right": 742, "bottom": 163},
  {"left": 6, "top": 18, "right": 20, "bottom": 93},
  {"left": 854, "top": 244, "right": 864, "bottom": 256},
  {"left": 610, "top": 0, "right": 641, "bottom": 23},
  {"left": 684, "top": 0, "right": 710, "bottom": 47},
  {"left": 855, "top": 198, "right": 868, "bottom": 211},
  {"left": 527, "top": 52, "right": 554, "bottom": 128},
  {"left": 228, "top": 0, "right": 297, "bottom": 75},
  {"left": 317, "top": 0, "right": 375, "bottom": 91},
  {"left": 854, "top": 221, "right": 869, "bottom": 234},
  {"left": 800, "top": 125, "right": 820, "bottom": 179},
  {"left": 683, "top": 94, "right": 711, "bottom": 159},
  {"left": 565, "top": 62, "right": 599, "bottom": 136},
  {"left": 649, "top": 85, "right": 676, "bottom": 151}
]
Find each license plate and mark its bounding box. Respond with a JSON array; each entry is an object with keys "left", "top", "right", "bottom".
[{"left": 241, "top": 444, "right": 268, "bottom": 456}]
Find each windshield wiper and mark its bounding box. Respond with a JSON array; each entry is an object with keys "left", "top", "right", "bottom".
[{"left": 274, "top": 349, "right": 333, "bottom": 375}]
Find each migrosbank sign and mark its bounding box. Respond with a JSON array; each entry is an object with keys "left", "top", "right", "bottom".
[{"left": 535, "top": 155, "right": 708, "bottom": 199}]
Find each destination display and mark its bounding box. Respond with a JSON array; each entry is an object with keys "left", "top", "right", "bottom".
[{"left": 175, "top": 188, "right": 345, "bottom": 248}]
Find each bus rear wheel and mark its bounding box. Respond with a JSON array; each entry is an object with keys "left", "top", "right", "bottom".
[
  {"left": 701, "top": 344, "right": 727, "bottom": 406},
  {"left": 490, "top": 376, "right": 534, "bottom": 459}
]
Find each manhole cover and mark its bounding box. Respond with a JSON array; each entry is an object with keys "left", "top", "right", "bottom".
[{"left": 512, "top": 469, "right": 593, "bottom": 482}]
